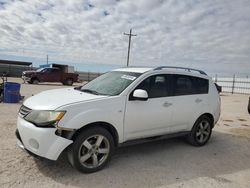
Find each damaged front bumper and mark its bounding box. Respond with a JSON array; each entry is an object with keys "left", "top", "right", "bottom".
[{"left": 16, "top": 116, "right": 73, "bottom": 160}]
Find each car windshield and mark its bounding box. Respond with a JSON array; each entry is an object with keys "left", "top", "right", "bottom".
[{"left": 80, "top": 71, "right": 141, "bottom": 96}]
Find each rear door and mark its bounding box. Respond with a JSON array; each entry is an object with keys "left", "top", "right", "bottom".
[{"left": 169, "top": 74, "right": 209, "bottom": 132}]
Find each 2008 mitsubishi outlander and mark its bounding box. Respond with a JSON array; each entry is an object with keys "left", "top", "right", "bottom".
[{"left": 16, "top": 66, "right": 221, "bottom": 173}]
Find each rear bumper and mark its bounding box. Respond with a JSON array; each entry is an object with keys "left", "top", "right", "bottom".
[{"left": 16, "top": 116, "right": 73, "bottom": 160}]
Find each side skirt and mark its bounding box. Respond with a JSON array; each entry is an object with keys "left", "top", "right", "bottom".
[{"left": 119, "top": 131, "right": 189, "bottom": 147}]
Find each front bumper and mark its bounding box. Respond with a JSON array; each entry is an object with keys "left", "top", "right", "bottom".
[
  {"left": 22, "top": 76, "right": 31, "bottom": 82},
  {"left": 16, "top": 116, "right": 73, "bottom": 160}
]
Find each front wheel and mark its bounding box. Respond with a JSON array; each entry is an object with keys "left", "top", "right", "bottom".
[
  {"left": 31, "top": 79, "right": 39, "bottom": 84},
  {"left": 187, "top": 115, "right": 213, "bottom": 146},
  {"left": 67, "top": 127, "right": 114, "bottom": 173}
]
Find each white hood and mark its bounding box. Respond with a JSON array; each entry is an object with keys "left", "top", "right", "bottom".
[{"left": 23, "top": 88, "right": 108, "bottom": 110}]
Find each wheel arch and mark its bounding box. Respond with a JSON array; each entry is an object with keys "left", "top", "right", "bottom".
[
  {"left": 31, "top": 77, "right": 40, "bottom": 82},
  {"left": 198, "top": 113, "right": 215, "bottom": 128},
  {"left": 71, "top": 121, "right": 119, "bottom": 147}
]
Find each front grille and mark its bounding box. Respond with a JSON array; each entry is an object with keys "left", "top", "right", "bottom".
[{"left": 19, "top": 105, "right": 32, "bottom": 117}]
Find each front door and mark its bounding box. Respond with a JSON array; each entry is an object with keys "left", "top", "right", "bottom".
[
  {"left": 40, "top": 68, "right": 53, "bottom": 82},
  {"left": 124, "top": 74, "right": 174, "bottom": 141}
]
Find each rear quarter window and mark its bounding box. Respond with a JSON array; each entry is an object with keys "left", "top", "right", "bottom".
[{"left": 194, "top": 77, "right": 209, "bottom": 94}]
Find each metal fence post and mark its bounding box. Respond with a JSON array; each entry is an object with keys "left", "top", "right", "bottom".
[
  {"left": 232, "top": 74, "right": 235, "bottom": 94},
  {"left": 215, "top": 74, "right": 217, "bottom": 83},
  {"left": 88, "top": 72, "right": 90, "bottom": 82},
  {"left": 9, "top": 65, "right": 11, "bottom": 76}
]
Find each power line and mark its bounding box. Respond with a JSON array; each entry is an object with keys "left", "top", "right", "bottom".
[{"left": 124, "top": 28, "right": 136, "bottom": 67}]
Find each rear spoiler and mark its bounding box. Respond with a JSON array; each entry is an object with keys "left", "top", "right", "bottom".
[{"left": 214, "top": 83, "right": 222, "bottom": 93}]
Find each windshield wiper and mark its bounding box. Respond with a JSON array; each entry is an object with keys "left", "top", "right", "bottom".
[{"left": 81, "top": 89, "right": 100, "bottom": 95}]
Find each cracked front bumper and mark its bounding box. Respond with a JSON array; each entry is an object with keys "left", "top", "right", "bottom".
[{"left": 16, "top": 116, "right": 73, "bottom": 160}]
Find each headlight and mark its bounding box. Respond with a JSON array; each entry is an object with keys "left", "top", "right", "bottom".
[{"left": 24, "top": 111, "right": 65, "bottom": 127}]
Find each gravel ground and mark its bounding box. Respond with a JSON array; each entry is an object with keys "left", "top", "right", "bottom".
[{"left": 0, "top": 78, "right": 250, "bottom": 188}]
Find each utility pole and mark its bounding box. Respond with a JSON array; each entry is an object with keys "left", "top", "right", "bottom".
[
  {"left": 124, "top": 29, "right": 136, "bottom": 67},
  {"left": 46, "top": 54, "right": 49, "bottom": 65}
]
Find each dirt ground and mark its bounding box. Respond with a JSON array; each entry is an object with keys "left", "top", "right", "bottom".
[{"left": 0, "top": 78, "right": 250, "bottom": 188}]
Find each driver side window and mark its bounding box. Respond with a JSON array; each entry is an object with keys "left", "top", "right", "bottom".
[{"left": 131, "top": 74, "right": 168, "bottom": 99}]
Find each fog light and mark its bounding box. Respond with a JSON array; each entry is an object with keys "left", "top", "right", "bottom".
[{"left": 29, "top": 139, "right": 39, "bottom": 150}]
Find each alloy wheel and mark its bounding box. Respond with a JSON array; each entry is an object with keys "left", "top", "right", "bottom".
[
  {"left": 78, "top": 135, "right": 110, "bottom": 169},
  {"left": 195, "top": 120, "right": 211, "bottom": 143}
]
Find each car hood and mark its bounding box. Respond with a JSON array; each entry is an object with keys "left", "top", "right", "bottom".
[{"left": 23, "top": 88, "right": 108, "bottom": 110}]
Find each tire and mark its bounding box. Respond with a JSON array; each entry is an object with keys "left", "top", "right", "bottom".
[
  {"left": 187, "top": 115, "right": 213, "bottom": 146},
  {"left": 67, "top": 127, "right": 114, "bottom": 173},
  {"left": 31, "top": 78, "right": 39, "bottom": 84},
  {"left": 64, "top": 78, "right": 73, "bottom": 86}
]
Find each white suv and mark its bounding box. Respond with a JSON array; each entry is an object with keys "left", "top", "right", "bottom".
[{"left": 16, "top": 66, "right": 220, "bottom": 173}]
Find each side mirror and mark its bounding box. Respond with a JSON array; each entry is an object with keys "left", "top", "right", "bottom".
[{"left": 133, "top": 89, "right": 148, "bottom": 101}]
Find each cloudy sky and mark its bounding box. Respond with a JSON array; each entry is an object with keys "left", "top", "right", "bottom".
[{"left": 0, "top": 0, "right": 250, "bottom": 75}]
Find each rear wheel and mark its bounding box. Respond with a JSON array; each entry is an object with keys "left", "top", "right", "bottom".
[
  {"left": 64, "top": 78, "right": 73, "bottom": 86},
  {"left": 187, "top": 115, "right": 212, "bottom": 146},
  {"left": 67, "top": 127, "right": 114, "bottom": 173}
]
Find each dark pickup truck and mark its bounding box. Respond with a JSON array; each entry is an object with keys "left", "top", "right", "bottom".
[{"left": 22, "top": 67, "right": 78, "bottom": 86}]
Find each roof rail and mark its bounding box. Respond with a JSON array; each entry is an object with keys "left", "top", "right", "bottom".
[{"left": 153, "top": 66, "right": 207, "bottom": 75}]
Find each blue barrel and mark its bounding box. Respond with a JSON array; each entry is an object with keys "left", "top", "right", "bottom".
[{"left": 3, "top": 82, "right": 21, "bottom": 103}]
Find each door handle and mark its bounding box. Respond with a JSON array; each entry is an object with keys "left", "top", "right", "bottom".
[
  {"left": 163, "top": 102, "right": 172, "bottom": 107},
  {"left": 195, "top": 98, "right": 202, "bottom": 103}
]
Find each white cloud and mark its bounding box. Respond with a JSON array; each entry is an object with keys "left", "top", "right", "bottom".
[{"left": 0, "top": 0, "right": 250, "bottom": 74}]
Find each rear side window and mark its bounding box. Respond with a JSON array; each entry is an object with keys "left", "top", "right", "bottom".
[
  {"left": 173, "top": 75, "right": 194, "bottom": 95},
  {"left": 173, "top": 75, "right": 208, "bottom": 96}
]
